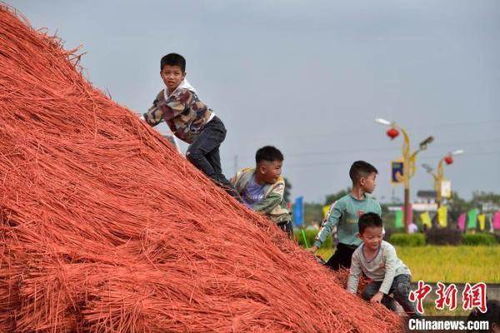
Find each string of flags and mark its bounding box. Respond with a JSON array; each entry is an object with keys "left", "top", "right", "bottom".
[{"left": 415, "top": 208, "right": 500, "bottom": 231}]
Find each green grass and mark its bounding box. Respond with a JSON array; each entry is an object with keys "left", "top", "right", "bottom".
[{"left": 316, "top": 245, "right": 500, "bottom": 283}]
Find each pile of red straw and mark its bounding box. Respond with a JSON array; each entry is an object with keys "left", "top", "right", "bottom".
[{"left": 0, "top": 5, "right": 402, "bottom": 332}]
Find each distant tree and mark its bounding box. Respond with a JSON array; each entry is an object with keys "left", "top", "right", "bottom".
[
  {"left": 471, "top": 191, "right": 500, "bottom": 206},
  {"left": 324, "top": 188, "right": 351, "bottom": 206},
  {"left": 448, "top": 191, "right": 474, "bottom": 222},
  {"left": 304, "top": 202, "right": 323, "bottom": 226}
]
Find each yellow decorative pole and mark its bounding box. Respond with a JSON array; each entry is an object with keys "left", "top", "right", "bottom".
[
  {"left": 422, "top": 150, "right": 464, "bottom": 208},
  {"left": 436, "top": 158, "right": 445, "bottom": 207},
  {"left": 376, "top": 118, "right": 434, "bottom": 233}
]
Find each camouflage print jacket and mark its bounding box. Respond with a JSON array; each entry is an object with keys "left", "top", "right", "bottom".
[
  {"left": 231, "top": 168, "right": 291, "bottom": 224},
  {"left": 143, "top": 79, "right": 214, "bottom": 144}
]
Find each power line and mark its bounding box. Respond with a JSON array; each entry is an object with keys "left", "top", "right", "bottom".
[
  {"left": 286, "top": 137, "right": 500, "bottom": 158},
  {"left": 229, "top": 139, "right": 500, "bottom": 169},
  {"left": 239, "top": 119, "right": 500, "bottom": 142},
  {"left": 285, "top": 150, "right": 500, "bottom": 169}
]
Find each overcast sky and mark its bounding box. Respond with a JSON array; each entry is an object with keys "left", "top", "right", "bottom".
[{"left": 7, "top": 0, "right": 500, "bottom": 203}]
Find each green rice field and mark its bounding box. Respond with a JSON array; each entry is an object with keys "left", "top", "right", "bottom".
[
  {"left": 316, "top": 245, "right": 499, "bottom": 317},
  {"left": 317, "top": 245, "right": 500, "bottom": 283}
]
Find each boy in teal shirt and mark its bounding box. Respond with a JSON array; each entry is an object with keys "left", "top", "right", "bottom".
[{"left": 307, "top": 161, "right": 381, "bottom": 270}]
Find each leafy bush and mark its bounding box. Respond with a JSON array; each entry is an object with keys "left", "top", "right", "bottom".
[
  {"left": 425, "top": 228, "right": 463, "bottom": 246},
  {"left": 389, "top": 233, "right": 426, "bottom": 246},
  {"left": 463, "top": 233, "right": 496, "bottom": 246},
  {"left": 295, "top": 229, "right": 332, "bottom": 249},
  {"left": 494, "top": 232, "right": 500, "bottom": 244}
]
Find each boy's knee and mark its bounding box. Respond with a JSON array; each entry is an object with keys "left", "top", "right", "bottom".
[
  {"left": 361, "top": 287, "right": 375, "bottom": 301},
  {"left": 186, "top": 149, "right": 203, "bottom": 163},
  {"left": 393, "top": 280, "right": 410, "bottom": 299}
]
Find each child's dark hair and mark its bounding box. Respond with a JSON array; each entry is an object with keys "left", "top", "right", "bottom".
[
  {"left": 349, "top": 161, "right": 378, "bottom": 184},
  {"left": 160, "top": 53, "right": 186, "bottom": 72},
  {"left": 467, "top": 300, "right": 500, "bottom": 332},
  {"left": 256, "top": 146, "right": 284, "bottom": 164},
  {"left": 358, "top": 213, "right": 383, "bottom": 234}
]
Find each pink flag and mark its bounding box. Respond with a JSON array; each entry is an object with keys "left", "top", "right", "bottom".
[
  {"left": 493, "top": 212, "right": 500, "bottom": 230},
  {"left": 457, "top": 213, "right": 466, "bottom": 231}
]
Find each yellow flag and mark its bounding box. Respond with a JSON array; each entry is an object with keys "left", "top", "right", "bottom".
[
  {"left": 323, "top": 205, "right": 331, "bottom": 219},
  {"left": 438, "top": 206, "right": 448, "bottom": 227},
  {"left": 478, "top": 214, "right": 486, "bottom": 231},
  {"left": 420, "top": 211, "right": 432, "bottom": 228}
]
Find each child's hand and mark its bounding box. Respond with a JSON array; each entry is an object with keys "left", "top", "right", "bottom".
[
  {"left": 306, "top": 245, "right": 318, "bottom": 253},
  {"left": 370, "top": 292, "right": 384, "bottom": 304}
]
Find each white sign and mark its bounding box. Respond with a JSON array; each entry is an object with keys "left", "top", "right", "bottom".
[
  {"left": 441, "top": 180, "right": 451, "bottom": 198},
  {"left": 412, "top": 203, "right": 438, "bottom": 212}
]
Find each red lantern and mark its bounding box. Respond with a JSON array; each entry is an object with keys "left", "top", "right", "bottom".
[
  {"left": 444, "top": 155, "right": 453, "bottom": 165},
  {"left": 386, "top": 128, "right": 399, "bottom": 140}
]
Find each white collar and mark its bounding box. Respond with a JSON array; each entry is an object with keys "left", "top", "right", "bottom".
[{"left": 164, "top": 78, "right": 197, "bottom": 99}]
